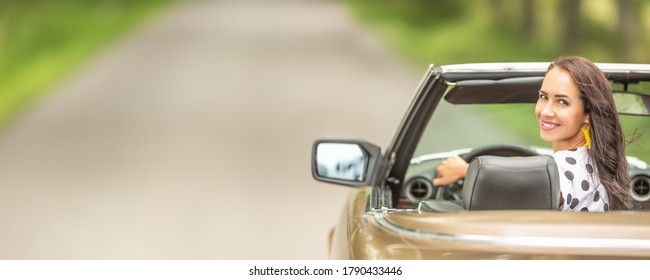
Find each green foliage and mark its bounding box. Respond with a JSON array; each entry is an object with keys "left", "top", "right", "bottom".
[
  {"left": 346, "top": 0, "right": 560, "bottom": 66},
  {"left": 0, "top": 0, "right": 172, "bottom": 127},
  {"left": 348, "top": 0, "right": 469, "bottom": 28}
]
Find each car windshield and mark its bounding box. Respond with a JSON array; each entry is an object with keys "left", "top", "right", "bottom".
[
  {"left": 413, "top": 101, "right": 541, "bottom": 157},
  {"left": 412, "top": 81, "right": 650, "bottom": 161}
]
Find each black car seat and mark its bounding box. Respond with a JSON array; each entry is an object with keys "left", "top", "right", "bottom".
[{"left": 462, "top": 155, "right": 560, "bottom": 210}]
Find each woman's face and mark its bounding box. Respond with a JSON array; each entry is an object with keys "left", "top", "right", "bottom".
[{"left": 535, "top": 67, "right": 589, "bottom": 151}]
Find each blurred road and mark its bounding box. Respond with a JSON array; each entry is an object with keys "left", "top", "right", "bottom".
[{"left": 0, "top": 0, "right": 419, "bottom": 259}]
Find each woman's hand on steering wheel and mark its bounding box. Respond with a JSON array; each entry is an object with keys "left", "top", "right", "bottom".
[{"left": 432, "top": 155, "right": 469, "bottom": 187}]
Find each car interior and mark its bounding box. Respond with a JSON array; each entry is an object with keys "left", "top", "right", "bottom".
[
  {"left": 400, "top": 75, "right": 650, "bottom": 211},
  {"left": 418, "top": 155, "right": 560, "bottom": 212}
]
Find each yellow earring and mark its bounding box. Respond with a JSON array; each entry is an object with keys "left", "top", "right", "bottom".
[{"left": 583, "top": 124, "right": 591, "bottom": 149}]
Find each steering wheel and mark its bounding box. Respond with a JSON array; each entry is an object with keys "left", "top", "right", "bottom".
[
  {"left": 436, "top": 144, "right": 540, "bottom": 200},
  {"left": 459, "top": 144, "right": 539, "bottom": 162}
]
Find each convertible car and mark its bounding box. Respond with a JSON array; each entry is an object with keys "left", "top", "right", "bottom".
[{"left": 312, "top": 62, "right": 650, "bottom": 259}]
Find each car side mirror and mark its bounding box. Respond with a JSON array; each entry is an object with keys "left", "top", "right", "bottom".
[
  {"left": 311, "top": 140, "right": 381, "bottom": 187},
  {"left": 614, "top": 91, "right": 650, "bottom": 116}
]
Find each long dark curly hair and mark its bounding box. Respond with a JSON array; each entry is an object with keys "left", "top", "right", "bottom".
[{"left": 548, "top": 56, "right": 632, "bottom": 210}]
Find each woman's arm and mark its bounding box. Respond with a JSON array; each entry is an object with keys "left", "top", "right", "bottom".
[{"left": 432, "top": 155, "right": 469, "bottom": 186}]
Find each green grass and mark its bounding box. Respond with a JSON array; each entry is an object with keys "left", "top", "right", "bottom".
[{"left": 0, "top": 0, "right": 173, "bottom": 128}]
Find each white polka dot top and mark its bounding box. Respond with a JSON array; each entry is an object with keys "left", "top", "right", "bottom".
[{"left": 552, "top": 147, "right": 610, "bottom": 212}]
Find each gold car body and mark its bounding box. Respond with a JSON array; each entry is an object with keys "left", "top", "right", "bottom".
[{"left": 330, "top": 187, "right": 650, "bottom": 260}]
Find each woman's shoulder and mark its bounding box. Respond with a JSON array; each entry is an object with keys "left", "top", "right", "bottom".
[
  {"left": 552, "top": 147, "right": 588, "bottom": 156},
  {"left": 552, "top": 147, "right": 590, "bottom": 167},
  {"left": 552, "top": 147, "right": 597, "bottom": 182}
]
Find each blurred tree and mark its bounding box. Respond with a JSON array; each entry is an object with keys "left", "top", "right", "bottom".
[
  {"left": 490, "top": 0, "right": 506, "bottom": 27},
  {"left": 522, "top": 0, "right": 535, "bottom": 41},
  {"left": 347, "top": 0, "right": 650, "bottom": 63},
  {"left": 359, "top": 0, "right": 468, "bottom": 28},
  {"left": 561, "top": 0, "right": 582, "bottom": 52},
  {"left": 617, "top": 0, "right": 640, "bottom": 62}
]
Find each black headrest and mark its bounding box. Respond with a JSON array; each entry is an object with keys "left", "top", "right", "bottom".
[{"left": 462, "top": 155, "right": 560, "bottom": 210}]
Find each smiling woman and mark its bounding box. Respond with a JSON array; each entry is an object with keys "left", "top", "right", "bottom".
[
  {"left": 0, "top": 0, "right": 172, "bottom": 129},
  {"left": 542, "top": 56, "right": 633, "bottom": 211},
  {"left": 536, "top": 67, "right": 590, "bottom": 151},
  {"left": 431, "top": 56, "right": 633, "bottom": 212}
]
